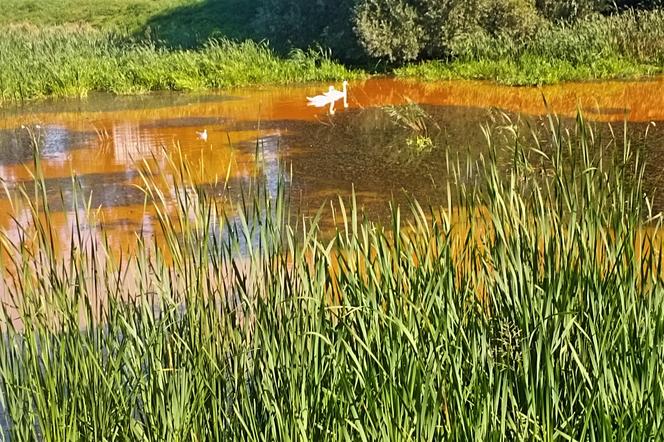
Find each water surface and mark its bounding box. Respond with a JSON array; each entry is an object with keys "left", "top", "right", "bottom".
[{"left": 1, "top": 77, "right": 664, "bottom": 253}]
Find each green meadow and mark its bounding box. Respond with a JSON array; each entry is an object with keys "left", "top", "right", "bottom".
[{"left": 0, "top": 0, "right": 255, "bottom": 47}]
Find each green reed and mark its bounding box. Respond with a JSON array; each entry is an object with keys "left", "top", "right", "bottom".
[
  {"left": 0, "top": 113, "right": 663, "bottom": 440},
  {"left": 0, "top": 25, "right": 359, "bottom": 103}
]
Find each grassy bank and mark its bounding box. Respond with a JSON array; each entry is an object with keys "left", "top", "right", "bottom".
[
  {"left": 3, "top": 2, "right": 664, "bottom": 102},
  {"left": 397, "top": 10, "right": 664, "bottom": 85},
  {"left": 396, "top": 56, "right": 662, "bottom": 86},
  {"left": 1, "top": 6, "right": 664, "bottom": 100},
  {"left": 0, "top": 0, "right": 197, "bottom": 30},
  {"left": 0, "top": 25, "right": 359, "bottom": 103},
  {"left": 0, "top": 115, "right": 663, "bottom": 439}
]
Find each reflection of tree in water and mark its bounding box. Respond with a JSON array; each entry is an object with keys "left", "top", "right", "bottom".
[
  {"left": 112, "top": 121, "right": 155, "bottom": 163},
  {"left": 604, "top": 121, "right": 664, "bottom": 212},
  {"left": 0, "top": 128, "right": 39, "bottom": 169},
  {"left": 231, "top": 105, "right": 502, "bottom": 217},
  {"left": 229, "top": 104, "right": 664, "bottom": 220},
  {"left": 6, "top": 170, "right": 144, "bottom": 212}
]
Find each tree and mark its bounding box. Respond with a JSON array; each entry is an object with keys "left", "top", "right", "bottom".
[
  {"left": 253, "top": 0, "right": 362, "bottom": 60},
  {"left": 353, "top": 0, "right": 540, "bottom": 62}
]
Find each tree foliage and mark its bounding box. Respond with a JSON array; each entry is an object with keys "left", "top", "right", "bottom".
[
  {"left": 253, "top": 0, "right": 663, "bottom": 62},
  {"left": 354, "top": 0, "right": 541, "bottom": 61},
  {"left": 253, "top": 0, "right": 362, "bottom": 59}
]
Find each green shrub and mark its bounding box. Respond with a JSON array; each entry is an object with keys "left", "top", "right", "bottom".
[
  {"left": 535, "top": 0, "right": 664, "bottom": 21},
  {"left": 421, "top": 9, "right": 664, "bottom": 64},
  {"left": 254, "top": 0, "right": 664, "bottom": 62},
  {"left": 252, "top": 0, "right": 363, "bottom": 60},
  {"left": 480, "top": 0, "right": 541, "bottom": 37},
  {"left": 352, "top": 0, "right": 423, "bottom": 61},
  {"left": 398, "top": 8, "right": 664, "bottom": 84},
  {"left": 353, "top": 0, "right": 541, "bottom": 62}
]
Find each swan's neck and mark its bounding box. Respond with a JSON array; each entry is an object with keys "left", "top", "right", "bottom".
[{"left": 342, "top": 83, "right": 348, "bottom": 108}]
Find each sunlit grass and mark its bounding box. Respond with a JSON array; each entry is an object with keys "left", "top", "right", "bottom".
[
  {"left": 0, "top": 25, "right": 362, "bottom": 103},
  {"left": 397, "top": 56, "right": 662, "bottom": 86},
  {"left": 0, "top": 0, "right": 256, "bottom": 47},
  {"left": 0, "top": 114, "right": 663, "bottom": 439}
]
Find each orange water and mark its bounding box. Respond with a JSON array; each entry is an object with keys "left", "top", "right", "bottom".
[{"left": 1, "top": 77, "right": 663, "bottom": 255}]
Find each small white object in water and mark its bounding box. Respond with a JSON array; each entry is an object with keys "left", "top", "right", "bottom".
[{"left": 196, "top": 129, "right": 208, "bottom": 141}]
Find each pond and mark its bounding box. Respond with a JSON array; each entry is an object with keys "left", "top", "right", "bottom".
[{"left": 1, "top": 77, "right": 664, "bottom": 253}]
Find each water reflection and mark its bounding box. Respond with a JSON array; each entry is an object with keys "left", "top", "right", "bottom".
[
  {"left": 0, "top": 77, "right": 663, "bottom": 254},
  {"left": 111, "top": 121, "right": 156, "bottom": 162}
]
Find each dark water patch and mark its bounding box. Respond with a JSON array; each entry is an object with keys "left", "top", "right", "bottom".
[
  {"left": 5, "top": 171, "right": 145, "bottom": 210},
  {"left": 134, "top": 116, "right": 228, "bottom": 130},
  {"left": 230, "top": 104, "right": 664, "bottom": 220},
  {"left": 586, "top": 106, "right": 631, "bottom": 115},
  {"left": 230, "top": 105, "right": 513, "bottom": 214},
  {"left": 0, "top": 125, "right": 93, "bottom": 165}
]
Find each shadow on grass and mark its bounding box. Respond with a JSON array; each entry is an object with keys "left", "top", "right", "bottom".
[
  {"left": 137, "top": 0, "right": 373, "bottom": 67},
  {"left": 139, "top": 0, "right": 259, "bottom": 48}
]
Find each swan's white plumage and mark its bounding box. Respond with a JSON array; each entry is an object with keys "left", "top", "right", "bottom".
[
  {"left": 307, "top": 86, "right": 336, "bottom": 108},
  {"left": 323, "top": 81, "right": 347, "bottom": 103},
  {"left": 307, "top": 81, "right": 348, "bottom": 114}
]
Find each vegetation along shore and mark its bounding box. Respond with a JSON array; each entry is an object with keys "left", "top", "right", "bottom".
[
  {"left": 1, "top": 0, "right": 664, "bottom": 439},
  {"left": 1, "top": 115, "right": 663, "bottom": 439},
  {"left": 2, "top": 0, "right": 664, "bottom": 102}
]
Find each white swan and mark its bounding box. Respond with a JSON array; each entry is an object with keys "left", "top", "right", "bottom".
[
  {"left": 307, "top": 86, "right": 337, "bottom": 114},
  {"left": 196, "top": 129, "right": 208, "bottom": 141},
  {"left": 306, "top": 81, "right": 349, "bottom": 115},
  {"left": 323, "top": 80, "right": 348, "bottom": 109}
]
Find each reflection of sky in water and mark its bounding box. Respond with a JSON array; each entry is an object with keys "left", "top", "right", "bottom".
[
  {"left": 112, "top": 121, "right": 160, "bottom": 162},
  {"left": 41, "top": 124, "right": 70, "bottom": 159},
  {"left": 257, "top": 134, "right": 284, "bottom": 200}
]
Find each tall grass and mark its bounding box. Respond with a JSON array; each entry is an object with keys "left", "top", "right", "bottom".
[
  {"left": 397, "top": 9, "right": 664, "bottom": 85},
  {"left": 0, "top": 25, "right": 360, "bottom": 103},
  {"left": 0, "top": 114, "right": 663, "bottom": 440}
]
